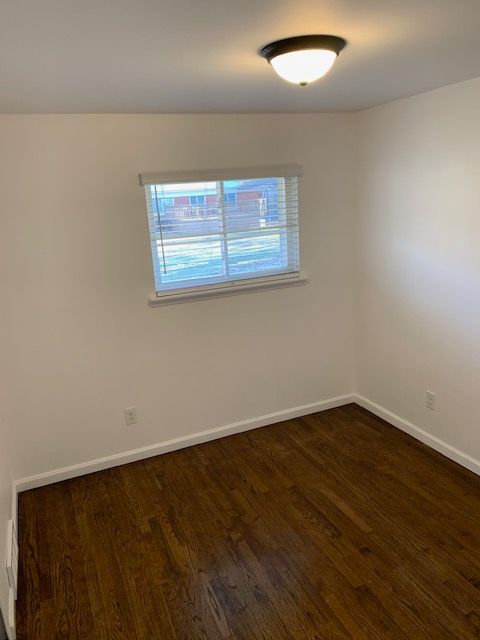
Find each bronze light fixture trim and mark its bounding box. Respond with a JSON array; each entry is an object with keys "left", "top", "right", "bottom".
[{"left": 260, "top": 34, "right": 347, "bottom": 86}]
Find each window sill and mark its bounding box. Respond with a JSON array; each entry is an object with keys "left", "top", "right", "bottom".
[{"left": 148, "top": 273, "right": 309, "bottom": 307}]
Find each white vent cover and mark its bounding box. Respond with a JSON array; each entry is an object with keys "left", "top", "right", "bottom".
[
  {"left": 7, "top": 588, "right": 15, "bottom": 637},
  {"left": 6, "top": 520, "right": 18, "bottom": 599}
]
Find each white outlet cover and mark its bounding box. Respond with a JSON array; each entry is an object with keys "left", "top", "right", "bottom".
[{"left": 426, "top": 391, "right": 436, "bottom": 410}]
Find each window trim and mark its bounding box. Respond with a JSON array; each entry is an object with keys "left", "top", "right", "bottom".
[
  {"left": 141, "top": 165, "right": 304, "bottom": 305},
  {"left": 139, "top": 164, "right": 303, "bottom": 186},
  {"left": 148, "top": 271, "right": 308, "bottom": 307}
]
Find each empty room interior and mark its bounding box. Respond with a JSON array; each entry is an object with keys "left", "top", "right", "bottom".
[{"left": 2, "top": 1, "right": 480, "bottom": 638}]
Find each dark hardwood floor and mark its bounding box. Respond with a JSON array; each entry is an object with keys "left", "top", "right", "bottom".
[{"left": 17, "top": 404, "right": 480, "bottom": 639}]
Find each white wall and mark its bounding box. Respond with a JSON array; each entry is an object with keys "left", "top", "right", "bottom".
[
  {"left": 356, "top": 77, "right": 480, "bottom": 462},
  {"left": 0, "top": 114, "right": 356, "bottom": 482}
]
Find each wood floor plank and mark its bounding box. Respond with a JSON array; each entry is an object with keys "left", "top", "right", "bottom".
[{"left": 16, "top": 404, "right": 480, "bottom": 639}]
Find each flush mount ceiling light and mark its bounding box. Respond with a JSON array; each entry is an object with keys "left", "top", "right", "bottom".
[{"left": 260, "top": 35, "right": 346, "bottom": 86}]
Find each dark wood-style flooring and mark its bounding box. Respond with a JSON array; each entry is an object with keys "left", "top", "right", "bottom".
[{"left": 17, "top": 404, "right": 480, "bottom": 639}]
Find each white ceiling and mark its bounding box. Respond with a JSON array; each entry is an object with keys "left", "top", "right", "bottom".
[{"left": 1, "top": 0, "right": 480, "bottom": 113}]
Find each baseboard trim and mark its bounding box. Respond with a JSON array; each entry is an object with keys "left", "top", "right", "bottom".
[
  {"left": 354, "top": 394, "right": 480, "bottom": 477},
  {"left": 14, "top": 394, "right": 355, "bottom": 493}
]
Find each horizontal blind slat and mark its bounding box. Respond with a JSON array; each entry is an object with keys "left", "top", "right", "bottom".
[
  {"left": 148, "top": 226, "right": 299, "bottom": 243},
  {"left": 140, "top": 165, "right": 302, "bottom": 185}
]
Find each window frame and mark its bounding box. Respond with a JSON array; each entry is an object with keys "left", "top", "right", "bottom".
[{"left": 140, "top": 165, "right": 307, "bottom": 305}]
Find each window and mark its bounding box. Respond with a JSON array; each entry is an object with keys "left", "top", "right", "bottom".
[{"left": 140, "top": 165, "right": 304, "bottom": 303}]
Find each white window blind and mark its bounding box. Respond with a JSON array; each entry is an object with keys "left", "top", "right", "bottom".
[{"left": 140, "top": 166, "right": 302, "bottom": 296}]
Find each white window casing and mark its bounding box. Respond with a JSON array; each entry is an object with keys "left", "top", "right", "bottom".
[{"left": 140, "top": 165, "right": 306, "bottom": 305}]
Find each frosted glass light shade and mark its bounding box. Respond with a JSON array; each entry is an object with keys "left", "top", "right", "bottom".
[
  {"left": 270, "top": 49, "right": 337, "bottom": 85},
  {"left": 260, "top": 35, "right": 346, "bottom": 86}
]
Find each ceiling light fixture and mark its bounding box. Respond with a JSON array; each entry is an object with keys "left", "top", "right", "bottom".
[{"left": 260, "top": 35, "right": 346, "bottom": 86}]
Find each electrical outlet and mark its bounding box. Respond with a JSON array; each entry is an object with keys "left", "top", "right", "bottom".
[
  {"left": 124, "top": 407, "right": 137, "bottom": 426},
  {"left": 426, "top": 391, "right": 436, "bottom": 411}
]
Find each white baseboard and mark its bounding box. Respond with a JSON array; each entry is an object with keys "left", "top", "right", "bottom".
[
  {"left": 354, "top": 394, "right": 480, "bottom": 477},
  {"left": 14, "top": 392, "right": 480, "bottom": 493},
  {"left": 14, "top": 394, "right": 355, "bottom": 493}
]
